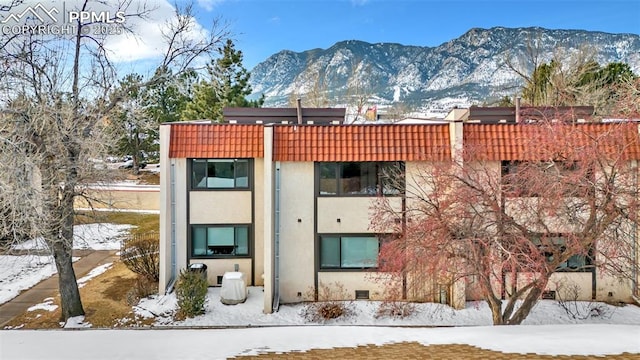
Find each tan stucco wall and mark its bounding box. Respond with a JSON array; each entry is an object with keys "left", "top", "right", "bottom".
[
  {"left": 317, "top": 272, "right": 394, "bottom": 300},
  {"left": 189, "top": 191, "right": 252, "bottom": 224},
  {"left": 189, "top": 258, "right": 253, "bottom": 286},
  {"left": 253, "top": 158, "right": 265, "bottom": 286},
  {"left": 278, "top": 161, "right": 316, "bottom": 303},
  {"left": 317, "top": 197, "right": 402, "bottom": 234},
  {"left": 595, "top": 273, "right": 633, "bottom": 302}
]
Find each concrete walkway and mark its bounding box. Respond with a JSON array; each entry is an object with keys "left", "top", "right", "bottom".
[{"left": 0, "top": 250, "right": 118, "bottom": 328}]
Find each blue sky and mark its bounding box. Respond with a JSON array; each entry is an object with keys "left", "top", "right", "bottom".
[{"left": 192, "top": 0, "right": 640, "bottom": 69}]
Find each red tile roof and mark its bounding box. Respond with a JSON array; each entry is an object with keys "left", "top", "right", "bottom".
[
  {"left": 168, "top": 124, "right": 263, "bottom": 158},
  {"left": 464, "top": 123, "right": 640, "bottom": 161},
  {"left": 273, "top": 124, "right": 451, "bottom": 161},
  {"left": 167, "top": 122, "right": 640, "bottom": 162}
]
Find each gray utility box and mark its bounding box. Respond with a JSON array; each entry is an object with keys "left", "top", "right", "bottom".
[{"left": 188, "top": 263, "right": 208, "bottom": 283}]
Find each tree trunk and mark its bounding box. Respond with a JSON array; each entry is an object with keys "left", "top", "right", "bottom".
[
  {"left": 486, "top": 297, "right": 505, "bottom": 325},
  {"left": 43, "top": 166, "right": 85, "bottom": 322},
  {"left": 50, "top": 239, "right": 84, "bottom": 321}
]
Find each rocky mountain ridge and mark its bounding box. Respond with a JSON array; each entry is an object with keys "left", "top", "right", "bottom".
[{"left": 249, "top": 27, "right": 640, "bottom": 113}]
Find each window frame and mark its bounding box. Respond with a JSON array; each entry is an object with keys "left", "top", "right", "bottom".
[
  {"left": 532, "top": 233, "right": 594, "bottom": 273},
  {"left": 318, "top": 234, "right": 380, "bottom": 271},
  {"left": 190, "top": 158, "right": 252, "bottom": 190},
  {"left": 316, "top": 161, "right": 404, "bottom": 197},
  {"left": 501, "top": 160, "right": 594, "bottom": 198},
  {"left": 189, "top": 224, "right": 252, "bottom": 259}
]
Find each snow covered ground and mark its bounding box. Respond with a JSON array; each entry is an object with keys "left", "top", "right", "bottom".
[
  {"left": 0, "top": 223, "right": 132, "bottom": 304},
  {"left": 1, "top": 325, "right": 638, "bottom": 359},
  {"left": 133, "top": 286, "right": 640, "bottom": 328},
  {"left": 1, "top": 222, "right": 639, "bottom": 359}
]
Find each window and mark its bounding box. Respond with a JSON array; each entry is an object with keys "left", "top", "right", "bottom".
[
  {"left": 502, "top": 160, "right": 592, "bottom": 197},
  {"left": 192, "top": 159, "right": 250, "bottom": 189},
  {"left": 318, "top": 162, "right": 404, "bottom": 196},
  {"left": 533, "top": 234, "right": 594, "bottom": 272},
  {"left": 319, "top": 235, "right": 379, "bottom": 269},
  {"left": 191, "top": 225, "right": 250, "bottom": 257}
]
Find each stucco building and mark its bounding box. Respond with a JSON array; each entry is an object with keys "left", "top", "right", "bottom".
[{"left": 158, "top": 107, "right": 640, "bottom": 313}]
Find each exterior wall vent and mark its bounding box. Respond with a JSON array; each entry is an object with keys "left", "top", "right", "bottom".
[
  {"left": 217, "top": 275, "right": 224, "bottom": 285},
  {"left": 355, "top": 290, "right": 369, "bottom": 299},
  {"left": 542, "top": 290, "right": 556, "bottom": 299}
]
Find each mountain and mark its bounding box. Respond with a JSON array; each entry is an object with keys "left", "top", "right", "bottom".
[{"left": 249, "top": 27, "right": 640, "bottom": 113}]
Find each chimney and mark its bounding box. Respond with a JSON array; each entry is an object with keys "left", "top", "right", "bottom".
[
  {"left": 515, "top": 97, "right": 521, "bottom": 123},
  {"left": 296, "top": 98, "right": 303, "bottom": 124}
]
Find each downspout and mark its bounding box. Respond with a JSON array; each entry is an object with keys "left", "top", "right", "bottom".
[{"left": 167, "top": 161, "right": 177, "bottom": 293}]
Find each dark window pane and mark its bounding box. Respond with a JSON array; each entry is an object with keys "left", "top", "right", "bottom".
[
  {"left": 208, "top": 227, "right": 235, "bottom": 254},
  {"left": 319, "top": 163, "right": 338, "bottom": 195},
  {"left": 235, "top": 160, "right": 249, "bottom": 187},
  {"left": 381, "top": 162, "right": 404, "bottom": 195},
  {"left": 341, "top": 162, "right": 362, "bottom": 194},
  {"left": 192, "top": 227, "right": 207, "bottom": 255},
  {"left": 360, "top": 163, "right": 378, "bottom": 194},
  {"left": 320, "top": 236, "right": 340, "bottom": 268},
  {"left": 235, "top": 227, "right": 249, "bottom": 255},
  {"left": 209, "top": 160, "right": 235, "bottom": 188},
  {"left": 192, "top": 160, "right": 207, "bottom": 188}
]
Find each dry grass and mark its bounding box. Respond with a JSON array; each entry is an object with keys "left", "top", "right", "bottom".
[
  {"left": 123, "top": 170, "right": 160, "bottom": 185},
  {"left": 6, "top": 212, "right": 161, "bottom": 328},
  {"left": 75, "top": 211, "right": 159, "bottom": 235},
  {"left": 6, "top": 261, "right": 154, "bottom": 328},
  {"left": 237, "top": 343, "right": 640, "bottom": 360}
]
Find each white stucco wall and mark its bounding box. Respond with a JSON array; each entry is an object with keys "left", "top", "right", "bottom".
[{"left": 159, "top": 149, "right": 188, "bottom": 294}]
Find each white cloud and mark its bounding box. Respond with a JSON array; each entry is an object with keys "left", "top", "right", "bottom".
[
  {"left": 0, "top": 0, "right": 215, "bottom": 65},
  {"left": 197, "top": 0, "right": 225, "bottom": 11},
  {"left": 102, "top": 0, "right": 213, "bottom": 64}
]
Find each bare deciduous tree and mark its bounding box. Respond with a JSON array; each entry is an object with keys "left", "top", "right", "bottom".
[
  {"left": 0, "top": 0, "right": 228, "bottom": 321},
  {"left": 371, "top": 118, "right": 640, "bottom": 325}
]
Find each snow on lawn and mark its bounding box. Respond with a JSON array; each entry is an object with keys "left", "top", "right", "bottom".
[
  {"left": 135, "top": 286, "right": 640, "bottom": 328},
  {"left": 3, "top": 284, "right": 640, "bottom": 358},
  {"left": 0, "top": 223, "right": 131, "bottom": 304},
  {"left": 77, "top": 263, "right": 113, "bottom": 288},
  {"left": 12, "top": 223, "right": 134, "bottom": 251},
  {"left": 27, "top": 297, "right": 57, "bottom": 312},
  {"left": 1, "top": 325, "right": 638, "bottom": 359},
  {"left": 0, "top": 255, "right": 57, "bottom": 305}
]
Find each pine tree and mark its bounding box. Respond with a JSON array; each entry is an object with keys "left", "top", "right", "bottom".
[{"left": 182, "top": 40, "right": 263, "bottom": 121}]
